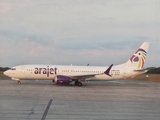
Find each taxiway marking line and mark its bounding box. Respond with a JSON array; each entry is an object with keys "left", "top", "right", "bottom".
[{"left": 41, "top": 99, "right": 53, "bottom": 120}]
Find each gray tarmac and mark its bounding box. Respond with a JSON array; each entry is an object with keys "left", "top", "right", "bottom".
[{"left": 0, "top": 78, "right": 160, "bottom": 120}]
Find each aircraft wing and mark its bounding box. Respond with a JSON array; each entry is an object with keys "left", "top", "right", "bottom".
[{"left": 68, "top": 64, "right": 113, "bottom": 80}]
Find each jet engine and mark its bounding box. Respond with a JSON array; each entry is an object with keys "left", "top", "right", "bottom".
[{"left": 54, "top": 75, "right": 71, "bottom": 85}]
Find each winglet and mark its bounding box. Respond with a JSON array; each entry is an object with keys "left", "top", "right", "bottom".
[{"left": 104, "top": 64, "right": 113, "bottom": 77}]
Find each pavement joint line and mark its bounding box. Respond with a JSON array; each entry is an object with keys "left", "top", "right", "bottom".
[{"left": 41, "top": 99, "right": 53, "bottom": 120}]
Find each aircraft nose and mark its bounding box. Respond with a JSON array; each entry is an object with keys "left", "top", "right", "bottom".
[{"left": 3, "top": 70, "right": 10, "bottom": 76}]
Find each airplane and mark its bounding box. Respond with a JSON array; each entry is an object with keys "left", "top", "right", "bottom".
[{"left": 4, "top": 42, "right": 150, "bottom": 86}]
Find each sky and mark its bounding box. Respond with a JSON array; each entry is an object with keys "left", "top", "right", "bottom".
[{"left": 0, "top": 0, "right": 160, "bottom": 67}]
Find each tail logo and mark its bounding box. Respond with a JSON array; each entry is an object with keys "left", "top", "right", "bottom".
[{"left": 130, "top": 48, "right": 147, "bottom": 69}]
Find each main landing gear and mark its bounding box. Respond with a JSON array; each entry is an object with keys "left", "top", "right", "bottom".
[
  {"left": 75, "top": 80, "right": 82, "bottom": 86},
  {"left": 17, "top": 81, "right": 21, "bottom": 85}
]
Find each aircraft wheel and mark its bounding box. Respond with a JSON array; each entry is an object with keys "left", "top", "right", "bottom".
[
  {"left": 74, "top": 80, "right": 78, "bottom": 85},
  {"left": 78, "top": 82, "right": 82, "bottom": 86},
  {"left": 75, "top": 80, "right": 82, "bottom": 86},
  {"left": 17, "top": 81, "right": 21, "bottom": 85},
  {"left": 75, "top": 80, "right": 78, "bottom": 85}
]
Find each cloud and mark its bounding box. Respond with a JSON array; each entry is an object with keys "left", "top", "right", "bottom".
[
  {"left": 0, "top": 0, "right": 159, "bottom": 67},
  {"left": 0, "top": 3, "right": 12, "bottom": 14}
]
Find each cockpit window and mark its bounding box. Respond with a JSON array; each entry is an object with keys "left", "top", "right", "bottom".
[{"left": 11, "top": 68, "right": 16, "bottom": 70}]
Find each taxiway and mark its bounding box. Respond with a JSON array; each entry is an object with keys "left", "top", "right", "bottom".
[{"left": 0, "top": 78, "right": 160, "bottom": 120}]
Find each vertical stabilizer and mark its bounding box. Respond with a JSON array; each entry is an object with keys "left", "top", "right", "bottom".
[{"left": 122, "top": 42, "right": 150, "bottom": 69}]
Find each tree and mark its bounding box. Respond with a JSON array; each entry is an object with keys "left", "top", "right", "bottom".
[{"left": 0, "top": 67, "right": 10, "bottom": 71}]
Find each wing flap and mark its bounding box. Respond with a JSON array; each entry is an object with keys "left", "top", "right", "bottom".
[{"left": 69, "top": 73, "right": 99, "bottom": 79}]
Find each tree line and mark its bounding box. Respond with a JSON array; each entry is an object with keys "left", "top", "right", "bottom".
[
  {"left": 146, "top": 67, "right": 160, "bottom": 74},
  {"left": 0, "top": 67, "right": 10, "bottom": 72}
]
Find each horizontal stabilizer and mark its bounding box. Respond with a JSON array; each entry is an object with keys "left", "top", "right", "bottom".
[{"left": 134, "top": 67, "right": 154, "bottom": 72}]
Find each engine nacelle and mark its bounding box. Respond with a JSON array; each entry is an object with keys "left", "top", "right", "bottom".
[{"left": 55, "top": 75, "right": 71, "bottom": 85}]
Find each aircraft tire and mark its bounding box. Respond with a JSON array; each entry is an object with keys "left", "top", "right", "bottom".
[
  {"left": 17, "top": 81, "right": 21, "bottom": 85},
  {"left": 75, "top": 81, "right": 78, "bottom": 86},
  {"left": 78, "top": 82, "right": 82, "bottom": 86}
]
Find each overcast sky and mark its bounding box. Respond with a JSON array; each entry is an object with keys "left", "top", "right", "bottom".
[{"left": 0, "top": 0, "right": 160, "bottom": 67}]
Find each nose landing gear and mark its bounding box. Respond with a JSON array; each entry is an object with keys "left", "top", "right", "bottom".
[{"left": 17, "top": 81, "right": 21, "bottom": 85}]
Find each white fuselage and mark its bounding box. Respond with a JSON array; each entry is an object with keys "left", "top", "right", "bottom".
[{"left": 4, "top": 64, "right": 145, "bottom": 81}]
